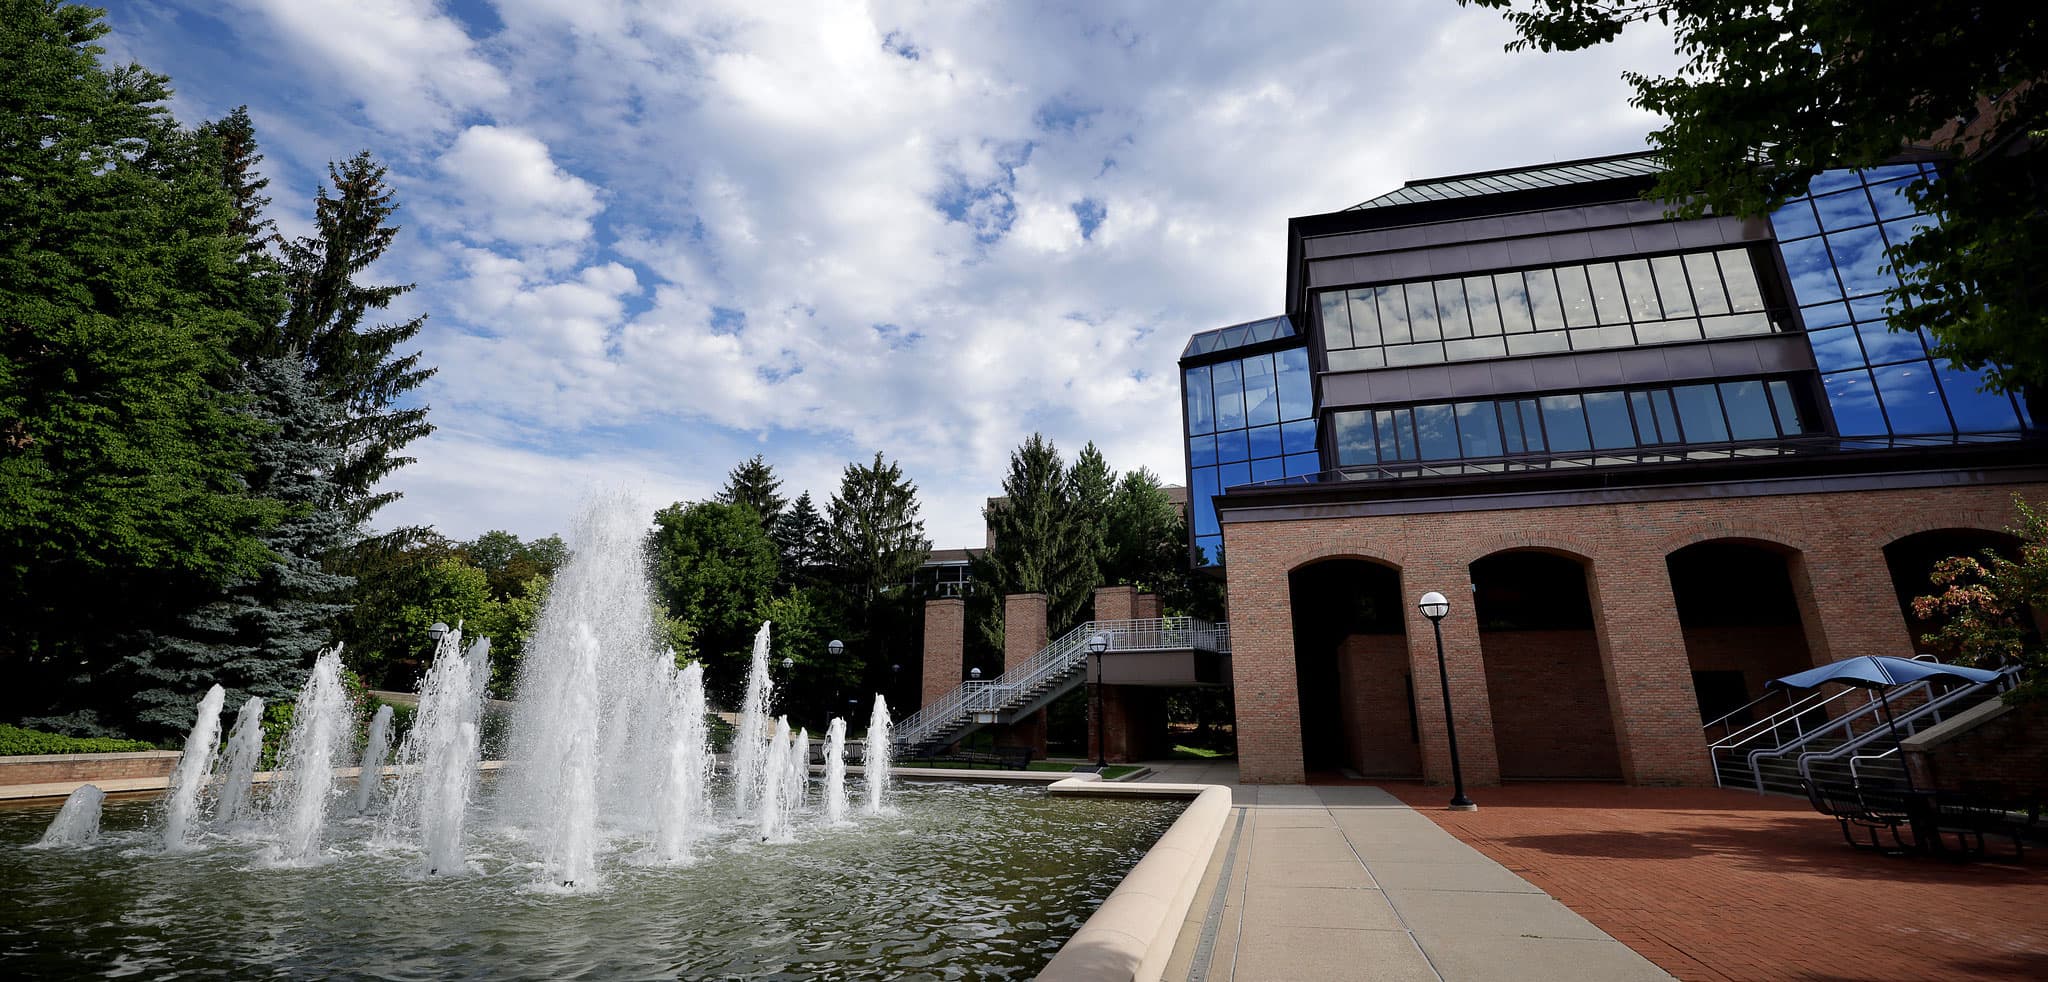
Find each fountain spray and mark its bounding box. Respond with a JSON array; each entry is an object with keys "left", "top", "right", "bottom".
[{"left": 163, "top": 685, "right": 226, "bottom": 852}]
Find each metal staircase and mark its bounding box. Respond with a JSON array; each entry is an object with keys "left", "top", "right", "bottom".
[
  {"left": 1705, "top": 662, "right": 2016, "bottom": 795},
  {"left": 893, "top": 617, "right": 1231, "bottom": 753}
]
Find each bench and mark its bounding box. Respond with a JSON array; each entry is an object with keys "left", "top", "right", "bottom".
[
  {"left": 1926, "top": 788, "right": 2039, "bottom": 860},
  {"left": 1803, "top": 780, "right": 1914, "bottom": 853}
]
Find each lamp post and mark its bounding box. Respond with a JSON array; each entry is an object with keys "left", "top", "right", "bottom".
[
  {"left": 428, "top": 621, "right": 449, "bottom": 646},
  {"left": 1418, "top": 591, "right": 1475, "bottom": 811},
  {"left": 1088, "top": 632, "right": 1110, "bottom": 769},
  {"left": 826, "top": 640, "right": 844, "bottom": 717}
]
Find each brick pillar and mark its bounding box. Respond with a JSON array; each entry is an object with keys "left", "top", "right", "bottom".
[
  {"left": 1586, "top": 554, "right": 1715, "bottom": 785},
  {"left": 1789, "top": 547, "right": 1916, "bottom": 666},
  {"left": 921, "top": 599, "right": 964, "bottom": 709},
  {"left": 1403, "top": 560, "right": 1501, "bottom": 787},
  {"left": 1088, "top": 685, "right": 1165, "bottom": 763},
  {"left": 1135, "top": 592, "right": 1161, "bottom": 620},
  {"left": 1003, "top": 593, "right": 1048, "bottom": 675},
  {"left": 1094, "top": 585, "right": 1138, "bottom": 622},
  {"left": 1225, "top": 539, "right": 1305, "bottom": 784}
]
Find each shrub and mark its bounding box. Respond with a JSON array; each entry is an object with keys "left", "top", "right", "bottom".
[{"left": 0, "top": 724, "right": 156, "bottom": 756}]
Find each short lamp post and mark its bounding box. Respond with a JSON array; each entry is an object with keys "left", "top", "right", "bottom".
[
  {"left": 1088, "top": 632, "right": 1111, "bottom": 769},
  {"left": 827, "top": 640, "right": 844, "bottom": 716},
  {"left": 1418, "top": 592, "right": 1475, "bottom": 811},
  {"left": 427, "top": 621, "right": 450, "bottom": 646}
]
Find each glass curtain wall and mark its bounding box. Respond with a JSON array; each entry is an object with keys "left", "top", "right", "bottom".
[
  {"left": 1331, "top": 376, "right": 1813, "bottom": 467},
  {"left": 1772, "top": 164, "right": 2029, "bottom": 436},
  {"left": 1315, "top": 247, "right": 1773, "bottom": 370},
  {"left": 1184, "top": 344, "right": 1318, "bottom": 566}
]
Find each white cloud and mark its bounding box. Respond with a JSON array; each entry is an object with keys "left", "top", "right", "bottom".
[
  {"left": 438, "top": 126, "right": 605, "bottom": 246},
  {"left": 137, "top": 0, "right": 1684, "bottom": 546}
]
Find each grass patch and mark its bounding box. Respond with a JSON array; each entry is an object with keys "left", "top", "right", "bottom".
[
  {"left": 1171, "top": 744, "right": 1232, "bottom": 759},
  {"left": 0, "top": 724, "right": 156, "bottom": 756},
  {"left": 1100, "top": 765, "right": 1142, "bottom": 780}
]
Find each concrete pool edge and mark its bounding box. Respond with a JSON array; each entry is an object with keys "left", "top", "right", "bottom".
[{"left": 1038, "top": 780, "right": 1232, "bottom": 982}]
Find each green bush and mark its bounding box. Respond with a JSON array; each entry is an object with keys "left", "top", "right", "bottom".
[{"left": 0, "top": 724, "right": 156, "bottom": 756}]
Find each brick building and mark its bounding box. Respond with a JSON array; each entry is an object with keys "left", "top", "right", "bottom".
[{"left": 1181, "top": 153, "right": 2044, "bottom": 785}]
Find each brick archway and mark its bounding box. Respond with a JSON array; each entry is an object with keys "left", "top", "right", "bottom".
[{"left": 1466, "top": 547, "right": 1621, "bottom": 780}]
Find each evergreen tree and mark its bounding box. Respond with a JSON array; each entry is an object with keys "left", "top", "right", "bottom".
[
  {"left": 193, "top": 106, "right": 278, "bottom": 265},
  {"left": 0, "top": 0, "right": 282, "bottom": 734},
  {"left": 824, "top": 453, "right": 931, "bottom": 687},
  {"left": 1102, "top": 467, "right": 1183, "bottom": 592},
  {"left": 271, "top": 152, "right": 436, "bottom": 526},
  {"left": 772, "top": 491, "right": 827, "bottom": 586},
  {"left": 971, "top": 434, "right": 1094, "bottom": 648},
  {"left": 717, "top": 454, "right": 787, "bottom": 533},
  {"left": 133, "top": 357, "right": 358, "bottom": 729},
  {"left": 1068, "top": 441, "right": 1116, "bottom": 597}
]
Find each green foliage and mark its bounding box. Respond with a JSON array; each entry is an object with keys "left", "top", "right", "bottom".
[
  {"left": 0, "top": 723, "right": 155, "bottom": 756},
  {"left": 268, "top": 151, "right": 436, "bottom": 527},
  {"left": 650, "top": 500, "right": 781, "bottom": 700},
  {"left": 468, "top": 573, "right": 547, "bottom": 696},
  {"left": 822, "top": 452, "right": 930, "bottom": 704},
  {"left": 1910, "top": 496, "right": 2048, "bottom": 699},
  {"left": 328, "top": 532, "right": 461, "bottom": 688},
  {"left": 772, "top": 491, "right": 827, "bottom": 588},
  {"left": 1462, "top": 0, "right": 2048, "bottom": 407},
  {"left": 973, "top": 434, "right": 1095, "bottom": 646},
  {"left": 717, "top": 455, "right": 786, "bottom": 533},
  {"left": 461, "top": 530, "right": 566, "bottom": 600},
  {"left": 0, "top": 0, "right": 286, "bottom": 737},
  {"left": 759, "top": 586, "right": 857, "bottom": 726}
]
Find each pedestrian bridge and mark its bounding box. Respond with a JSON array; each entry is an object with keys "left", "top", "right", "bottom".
[{"left": 893, "top": 616, "right": 1231, "bottom": 751}]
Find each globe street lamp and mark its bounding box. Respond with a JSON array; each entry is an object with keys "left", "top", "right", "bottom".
[
  {"left": 826, "top": 640, "right": 844, "bottom": 715},
  {"left": 428, "top": 621, "right": 449, "bottom": 645},
  {"left": 1087, "top": 633, "right": 1111, "bottom": 769},
  {"left": 1418, "top": 591, "right": 1475, "bottom": 812}
]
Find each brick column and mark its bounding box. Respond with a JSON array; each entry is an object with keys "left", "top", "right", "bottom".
[
  {"left": 1003, "top": 593, "right": 1048, "bottom": 675},
  {"left": 1586, "top": 553, "right": 1714, "bottom": 785},
  {"left": 1094, "top": 585, "right": 1138, "bottom": 623},
  {"left": 1135, "top": 592, "right": 1162, "bottom": 620},
  {"left": 1403, "top": 559, "right": 1501, "bottom": 787},
  {"left": 1225, "top": 535, "right": 1305, "bottom": 784},
  {"left": 1087, "top": 685, "right": 1167, "bottom": 763},
  {"left": 1789, "top": 546, "right": 1915, "bottom": 665},
  {"left": 921, "top": 599, "right": 965, "bottom": 709}
]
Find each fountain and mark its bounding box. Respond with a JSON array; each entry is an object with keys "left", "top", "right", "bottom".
[
  {"left": 354, "top": 704, "right": 394, "bottom": 815},
  {"left": 822, "top": 718, "right": 848, "bottom": 825},
  {"left": 865, "top": 695, "right": 893, "bottom": 815},
  {"left": 653, "top": 661, "right": 710, "bottom": 863},
  {"left": 729, "top": 622, "right": 773, "bottom": 812},
  {"left": 758, "top": 717, "right": 793, "bottom": 843},
  {"left": 788, "top": 727, "right": 811, "bottom": 813},
  {"left": 162, "top": 684, "right": 225, "bottom": 852},
  {"left": 217, "top": 696, "right": 265, "bottom": 826},
  {"left": 384, "top": 629, "right": 490, "bottom": 874},
  {"left": 270, "top": 646, "right": 351, "bottom": 866},
  {"left": 32, "top": 785, "right": 105, "bottom": 848}
]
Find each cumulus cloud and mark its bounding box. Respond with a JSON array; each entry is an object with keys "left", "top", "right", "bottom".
[
  {"left": 135, "top": 0, "right": 1682, "bottom": 544},
  {"left": 438, "top": 126, "right": 605, "bottom": 246}
]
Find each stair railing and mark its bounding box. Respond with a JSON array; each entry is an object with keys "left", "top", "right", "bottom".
[
  {"left": 1741, "top": 681, "right": 1935, "bottom": 792},
  {"left": 1800, "top": 664, "right": 2018, "bottom": 786},
  {"left": 1708, "top": 685, "right": 1874, "bottom": 788}
]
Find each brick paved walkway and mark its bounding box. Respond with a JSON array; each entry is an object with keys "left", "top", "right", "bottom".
[{"left": 1380, "top": 782, "right": 2048, "bottom": 981}]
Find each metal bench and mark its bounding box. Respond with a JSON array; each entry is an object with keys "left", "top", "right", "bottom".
[{"left": 1803, "top": 780, "right": 1914, "bottom": 853}]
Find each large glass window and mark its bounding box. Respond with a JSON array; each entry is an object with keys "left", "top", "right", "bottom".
[
  {"left": 1771, "top": 165, "right": 2028, "bottom": 436},
  {"left": 1330, "top": 375, "right": 1816, "bottom": 467},
  {"left": 1182, "top": 340, "right": 1322, "bottom": 566},
  {"left": 1315, "top": 247, "right": 1776, "bottom": 369}
]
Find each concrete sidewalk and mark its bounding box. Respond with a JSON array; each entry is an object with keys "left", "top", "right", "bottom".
[{"left": 1141, "top": 762, "right": 1670, "bottom": 982}]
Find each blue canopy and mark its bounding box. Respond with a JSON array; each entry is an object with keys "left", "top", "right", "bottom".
[{"left": 1770, "top": 655, "right": 2002, "bottom": 691}]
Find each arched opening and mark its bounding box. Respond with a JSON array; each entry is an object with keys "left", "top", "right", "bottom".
[
  {"left": 1471, "top": 551, "right": 1622, "bottom": 780},
  {"left": 1288, "top": 559, "right": 1417, "bottom": 778},
  {"left": 1884, "top": 528, "right": 2034, "bottom": 661},
  {"left": 1666, "top": 541, "right": 1815, "bottom": 729}
]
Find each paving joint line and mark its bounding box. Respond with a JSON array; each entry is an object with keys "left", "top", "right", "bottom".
[
  {"left": 1320, "top": 788, "right": 1448, "bottom": 982},
  {"left": 1185, "top": 805, "right": 1247, "bottom": 982}
]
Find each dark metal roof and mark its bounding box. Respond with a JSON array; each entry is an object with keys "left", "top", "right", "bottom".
[
  {"left": 1180, "top": 314, "right": 1297, "bottom": 359},
  {"left": 1347, "top": 152, "right": 1665, "bottom": 211}
]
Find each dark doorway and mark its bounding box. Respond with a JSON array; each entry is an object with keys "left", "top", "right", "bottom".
[
  {"left": 1666, "top": 541, "right": 1815, "bottom": 730},
  {"left": 1288, "top": 559, "right": 1411, "bottom": 776},
  {"left": 1471, "top": 551, "right": 1622, "bottom": 780}
]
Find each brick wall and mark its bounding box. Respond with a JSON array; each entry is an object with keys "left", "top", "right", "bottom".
[
  {"left": 1680, "top": 624, "right": 1813, "bottom": 708},
  {"left": 1087, "top": 685, "right": 1171, "bottom": 763},
  {"left": 0, "top": 751, "right": 183, "bottom": 786},
  {"left": 1479, "top": 629, "right": 1623, "bottom": 779},
  {"left": 1003, "top": 593, "right": 1048, "bottom": 675},
  {"left": 920, "top": 599, "right": 965, "bottom": 711},
  {"left": 1094, "top": 585, "right": 1137, "bottom": 622},
  {"left": 1906, "top": 699, "right": 2048, "bottom": 800},
  {"left": 1221, "top": 481, "right": 2048, "bottom": 785},
  {"left": 1335, "top": 633, "right": 1422, "bottom": 777}
]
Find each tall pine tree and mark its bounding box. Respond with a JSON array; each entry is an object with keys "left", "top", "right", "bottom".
[
  {"left": 970, "top": 434, "right": 1095, "bottom": 649},
  {"left": 271, "top": 152, "right": 436, "bottom": 527},
  {"left": 825, "top": 453, "right": 931, "bottom": 685},
  {"left": 772, "top": 491, "right": 827, "bottom": 587},
  {"left": 716, "top": 454, "right": 786, "bottom": 533}
]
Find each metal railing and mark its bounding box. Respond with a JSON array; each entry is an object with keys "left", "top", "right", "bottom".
[
  {"left": 1708, "top": 686, "right": 1877, "bottom": 786},
  {"left": 1798, "top": 665, "right": 2018, "bottom": 786},
  {"left": 893, "top": 616, "right": 1229, "bottom": 748}
]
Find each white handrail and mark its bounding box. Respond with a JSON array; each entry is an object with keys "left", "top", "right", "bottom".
[
  {"left": 1797, "top": 665, "right": 2019, "bottom": 785},
  {"left": 895, "top": 616, "right": 1229, "bottom": 747}
]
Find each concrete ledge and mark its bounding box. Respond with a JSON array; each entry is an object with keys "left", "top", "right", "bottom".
[
  {"left": 1039, "top": 783, "right": 1232, "bottom": 982},
  {"left": 0, "top": 760, "right": 509, "bottom": 802},
  {"left": 0, "top": 750, "right": 183, "bottom": 787}
]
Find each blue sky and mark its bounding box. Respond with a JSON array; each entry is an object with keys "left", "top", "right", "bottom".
[{"left": 106, "top": 0, "right": 1677, "bottom": 547}]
